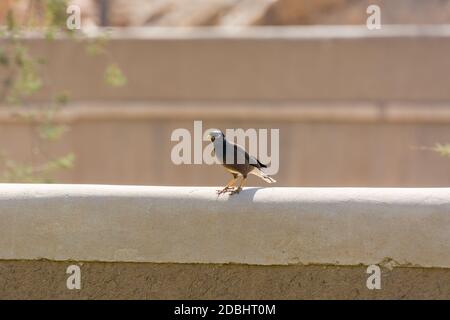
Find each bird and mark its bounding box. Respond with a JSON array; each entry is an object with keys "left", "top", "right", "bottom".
[{"left": 207, "top": 129, "right": 276, "bottom": 195}]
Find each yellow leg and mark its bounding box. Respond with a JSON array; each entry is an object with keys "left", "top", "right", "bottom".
[
  {"left": 227, "top": 177, "right": 238, "bottom": 188},
  {"left": 230, "top": 176, "right": 247, "bottom": 195}
]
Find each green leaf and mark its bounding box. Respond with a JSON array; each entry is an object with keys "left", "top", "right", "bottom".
[
  {"left": 52, "top": 153, "right": 76, "bottom": 169},
  {"left": 86, "top": 42, "right": 105, "bottom": 56},
  {"left": 105, "top": 64, "right": 127, "bottom": 87},
  {"left": 433, "top": 143, "right": 450, "bottom": 157},
  {"left": 44, "top": 0, "right": 70, "bottom": 29},
  {"left": 54, "top": 91, "right": 70, "bottom": 105},
  {"left": 38, "top": 124, "right": 68, "bottom": 141},
  {"left": 85, "top": 36, "right": 109, "bottom": 56},
  {"left": 7, "top": 44, "right": 43, "bottom": 102},
  {"left": 45, "top": 27, "right": 56, "bottom": 40}
]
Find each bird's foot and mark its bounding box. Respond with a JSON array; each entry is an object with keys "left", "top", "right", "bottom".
[
  {"left": 229, "top": 187, "right": 242, "bottom": 195},
  {"left": 216, "top": 186, "right": 235, "bottom": 195}
]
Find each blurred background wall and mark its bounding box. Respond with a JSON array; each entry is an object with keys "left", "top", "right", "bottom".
[
  {"left": 3, "top": 0, "right": 450, "bottom": 27},
  {"left": 0, "top": 0, "right": 449, "bottom": 187}
]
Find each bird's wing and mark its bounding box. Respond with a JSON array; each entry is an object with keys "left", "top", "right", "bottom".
[{"left": 226, "top": 141, "right": 262, "bottom": 168}]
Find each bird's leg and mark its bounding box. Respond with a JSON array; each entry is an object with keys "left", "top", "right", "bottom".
[
  {"left": 217, "top": 175, "right": 238, "bottom": 195},
  {"left": 230, "top": 176, "right": 247, "bottom": 195}
]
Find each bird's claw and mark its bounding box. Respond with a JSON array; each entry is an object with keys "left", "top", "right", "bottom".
[
  {"left": 216, "top": 186, "right": 239, "bottom": 196},
  {"left": 216, "top": 187, "right": 232, "bottom": 195},
  {"left": 229, "top": 187, "right": 242, "bottom": 195}
]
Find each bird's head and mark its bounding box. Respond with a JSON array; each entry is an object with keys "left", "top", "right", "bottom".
[{"left": 207, "top": 129, "right": 225, "bottom": 143}]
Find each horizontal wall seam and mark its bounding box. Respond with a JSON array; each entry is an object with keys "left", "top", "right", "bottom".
[{"left": 0, "top": 103, "right": 449, "bottom": 124}]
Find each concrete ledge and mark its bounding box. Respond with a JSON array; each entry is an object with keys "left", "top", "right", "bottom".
[{"left": 0, "top": 184, "right": 449, "bottom": 268}]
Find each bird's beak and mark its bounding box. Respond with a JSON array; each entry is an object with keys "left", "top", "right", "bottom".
[{"left": 207, "top": 133, "right": 212, "bottom": 139}]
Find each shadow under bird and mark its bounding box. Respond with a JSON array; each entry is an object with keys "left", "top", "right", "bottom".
[{"left": 207, "top": 129, "right": 276, "bottom": 195}]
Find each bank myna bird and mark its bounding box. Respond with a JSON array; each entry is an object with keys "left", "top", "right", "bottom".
[{"left": 207, "top": 129, "right": 276, "bottom": 195}]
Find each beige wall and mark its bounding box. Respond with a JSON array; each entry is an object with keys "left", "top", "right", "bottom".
[
  {"left": 1, "top": 103, "right": 449, "bottom": 187},
  {"left": 1, "top": 28, "right": 450, "bottom": 186},
  {"left": 2, "top": 27, "right": 450, "bottom": 102}
]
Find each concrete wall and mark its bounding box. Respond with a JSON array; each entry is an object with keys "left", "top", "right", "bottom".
[
  {"left": 0, "top": 184, "right": 449, "bottom": 299},
  {"left": 2, "top": 261, "right": 449, "bottom": 299}
]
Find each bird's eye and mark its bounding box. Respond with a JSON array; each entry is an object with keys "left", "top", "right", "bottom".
[{"left": 211, "top": 136, "right": 215, "bottom": 142}]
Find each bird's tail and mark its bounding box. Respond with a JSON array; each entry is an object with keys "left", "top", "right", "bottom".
[{"left": 252, "top": 168, "right": 277, "bottom": 184}]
